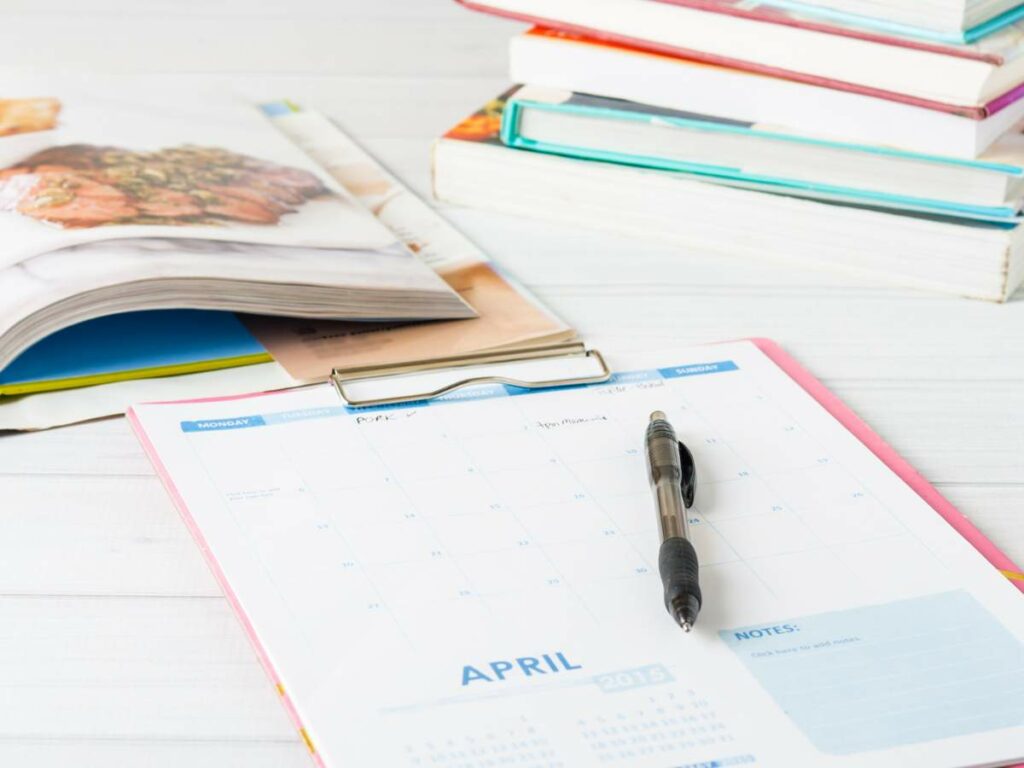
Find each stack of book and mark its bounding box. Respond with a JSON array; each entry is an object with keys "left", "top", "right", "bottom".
[{"left": 434, "top": 0, "right": 1024, "bottom": 300}]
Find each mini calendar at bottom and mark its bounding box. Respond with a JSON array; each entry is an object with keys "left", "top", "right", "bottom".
[{"left": 130, "top": 340, "right": 1024, "bottom": 768}]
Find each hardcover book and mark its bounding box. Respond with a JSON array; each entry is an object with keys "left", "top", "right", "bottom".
[
  {"left": 433, "top": 91, "right": 1024, "bottom": 301},
  {"left": 459, "top": 0, "right": 1024, "bottom": 117},
  {"left": 656, "top": 0, "right": 1024, "bottom": 44},
  {"left": 501, "top": 85, "right": 1024, "bottom": 222}
]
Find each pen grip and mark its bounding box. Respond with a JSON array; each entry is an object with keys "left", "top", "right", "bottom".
[{"left": 658, "top": 536, "right": 702, "bottom": 619}]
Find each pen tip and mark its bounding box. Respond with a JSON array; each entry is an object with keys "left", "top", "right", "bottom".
[
  {"left": 671, "top": 597, "right": 699, "bottom": 633},
  {"left": 650, "top": 410, "right": 667, "bottom": 422}
]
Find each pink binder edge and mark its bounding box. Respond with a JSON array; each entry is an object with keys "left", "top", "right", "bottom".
[
  {"left": 126, "top": 337, "right": 1024, "bottom": 768},
  {"left": 127, "top": 407, "right": 328, "bottom": 768},
  {"left": 748, "top": 337, "right": 1024, "bottom": 591}
]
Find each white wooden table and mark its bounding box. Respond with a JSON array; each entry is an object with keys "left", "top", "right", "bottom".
[{"left": 1, "top": 2, "right": 1022, "bottom": 765}]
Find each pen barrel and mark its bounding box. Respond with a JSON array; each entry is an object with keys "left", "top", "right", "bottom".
[
  {"left": 646, "top": 422, "right": 682, "bottom": 485},
  {"left": 653, "top": 478, "right": 690, "bottom": 541},
  {"left": 658, "top": 536, "right": 702, "bottom": 626},
  {"left": 646, "top": 419, "right": 691, "bottom": 541}
]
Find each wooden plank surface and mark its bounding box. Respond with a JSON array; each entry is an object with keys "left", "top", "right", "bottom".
[{"left": 0, "top": 2, "right": 1021, "bottom": 765}]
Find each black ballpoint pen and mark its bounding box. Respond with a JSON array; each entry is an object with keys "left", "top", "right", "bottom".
[{"left": 646, "top": 410, "right": 702, "bottom": 632}]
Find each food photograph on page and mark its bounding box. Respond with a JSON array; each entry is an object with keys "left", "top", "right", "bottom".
[
  {"left": 0, "top": 142, "right": 330, "bottom": 229},
  {"left": 0, "top": 79, "right": 397, "bottom": 269}
]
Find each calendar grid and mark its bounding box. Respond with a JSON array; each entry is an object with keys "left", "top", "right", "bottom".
[{"left": 135, "top": 342, "right": 1024, "bottom": 767}]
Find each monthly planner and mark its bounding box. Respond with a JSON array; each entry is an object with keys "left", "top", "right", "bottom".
[{"left": 130, "top": 340, "right": 1024, "bottom": 768}]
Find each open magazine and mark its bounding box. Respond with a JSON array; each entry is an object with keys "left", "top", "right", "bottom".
[
  {"left": 0, "top": 95, "right": 574, "bottom": 430},
  {"left": 0, "top": 78, "right": 473, "bottom": 373}
]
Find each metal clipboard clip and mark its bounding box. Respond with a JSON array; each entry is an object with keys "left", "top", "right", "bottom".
[{"left": 331, "top": 341, "right": 611, "bottom": 407}]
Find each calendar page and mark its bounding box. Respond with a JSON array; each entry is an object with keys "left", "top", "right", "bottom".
[{"left": 130, "top": 340, "right": 1024, "bottom": 768}]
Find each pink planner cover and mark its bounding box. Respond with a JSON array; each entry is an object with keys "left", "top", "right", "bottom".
[
  {"left": 127, "top": 338, "right": 1024, "bottom": 767},
  {"left": 129, "top": 385, "right": 328, "bottom": 767},
  {"left": 749, "top": 338, "right": 1023, "bottom": 592},
  {"left": 459, "top": 0, "right": 1024, "bottom": 118}
]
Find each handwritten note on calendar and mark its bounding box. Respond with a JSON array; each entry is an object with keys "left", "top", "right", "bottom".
[{"left": 131, "top": 340, "right": 1024, "bottom": 768}]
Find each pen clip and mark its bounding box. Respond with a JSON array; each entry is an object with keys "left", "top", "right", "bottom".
[{"left": 679, "top": 441, "right": 696, "bottom": 509}]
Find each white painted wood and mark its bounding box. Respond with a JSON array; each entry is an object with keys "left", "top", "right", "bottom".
[
  {"left": 0, "top": 1, "right": 1021, "bottom": 765},
  {"left": 0, "top": 596, "right": 295, "bottom": 739},
  {"left": 936, "top": 485, "right": 1024, "bottom": 566},
  {"left": 0, "top": 476, "right": 217, "bottom": 596},
  {"left": 0, "top": 742, "right": 310, "bottom": 768}
]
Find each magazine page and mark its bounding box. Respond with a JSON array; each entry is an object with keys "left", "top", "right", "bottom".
[
  {"left": 0, "top": 76, "right": 398, "bottom": 269},
  {"left": 244, "top": 109, "right": 572, "bottom": 380}
]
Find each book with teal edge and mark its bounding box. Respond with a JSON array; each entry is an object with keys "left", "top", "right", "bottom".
[
  {"left": 501, "top": 88, "right": 1024, "bottom": 224},
  {"left": 751, "top": 0, "right": 1024, "bottom": 43}
]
